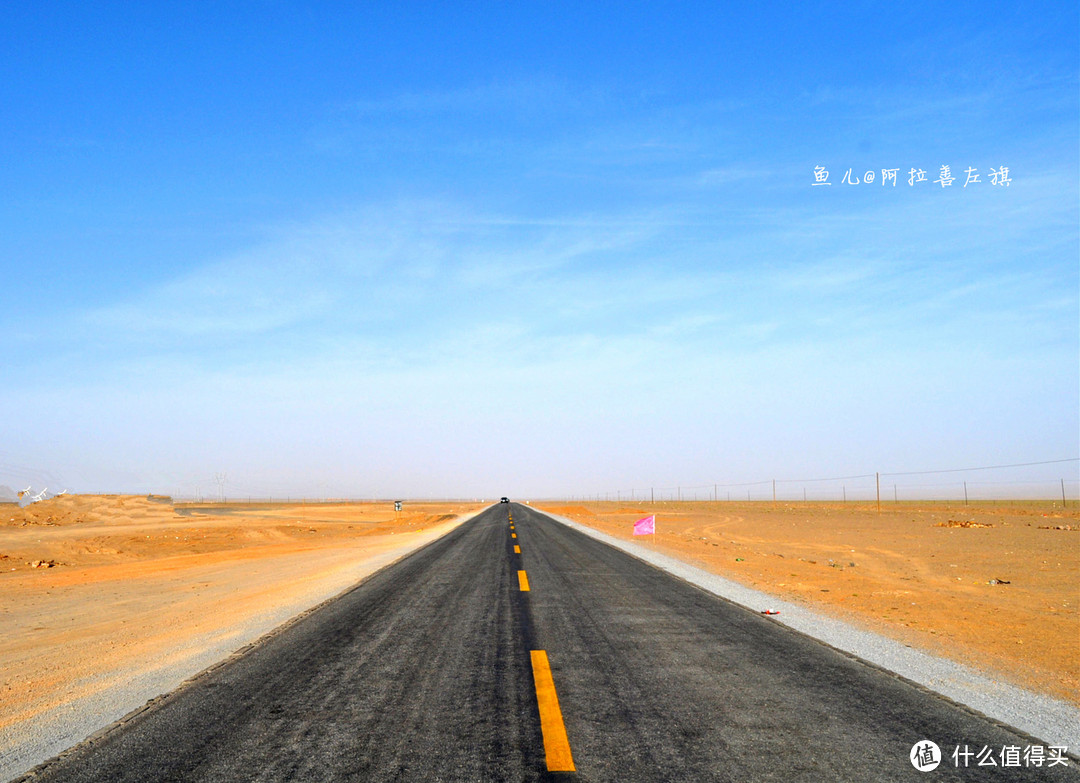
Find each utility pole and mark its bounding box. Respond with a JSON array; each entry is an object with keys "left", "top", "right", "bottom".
[
  {"left": 964, "top": 481, "right": 968, "bottom": 505},
  {"left": 651, "top": 487, "right": 654, "bottom": 503},
  {"left": 772, "top": 479, "right": 776, "bottom": 508},
  {"left": 1063, "top": 478, "right": 1068, "bottom": 508},
  {"left": 876, "top": 472, "right": 881, "bottom": 513}
]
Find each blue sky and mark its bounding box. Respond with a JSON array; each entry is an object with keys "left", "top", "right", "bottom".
[{"left": 2, "top": 2, "right": 1077, "bottom": 499}]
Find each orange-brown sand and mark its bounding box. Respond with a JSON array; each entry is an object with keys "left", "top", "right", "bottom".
[
  {"left": 0, "top": 495, "right": 481, "bottom": 736},
  {"left": 540, "top": 501, "right": 1079, "bottom": 706}
]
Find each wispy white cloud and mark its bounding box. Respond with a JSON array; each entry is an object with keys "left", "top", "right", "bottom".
[
  {"left": 7, "top": 170, "right": 1074, "bottom": 495},
  {"left": 46, "top": 169, "right": 1071, "bottom": 372}
]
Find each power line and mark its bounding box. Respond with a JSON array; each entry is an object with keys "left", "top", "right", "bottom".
[
  {"left": 776, "top": 473, "right": 875, "bottom": 484},
  {"left": 597, "top": 458, "right": 1079, "bottom": 500},
  {"left": 881, "top": 458, "right": 1079, "bottom": 477}
]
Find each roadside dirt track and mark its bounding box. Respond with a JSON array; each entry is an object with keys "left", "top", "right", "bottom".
[{"left": 0, "top": 496, "right": 480, "bottom": 742}]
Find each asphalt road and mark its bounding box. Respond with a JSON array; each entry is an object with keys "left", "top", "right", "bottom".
[{"left": 17, "top": 504, "right": 1078, "bottom": 782}]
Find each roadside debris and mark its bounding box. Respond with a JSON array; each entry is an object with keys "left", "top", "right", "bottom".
[
  {"left": 760, "top": 610, "right": 780, "bottom": 615},
  {"left": 937, "top": 520, "right": 993, "bottom": 528},
  {"left": 988, "top": 578, "right": 1011, "bottom": 585},
  {"left": 28, "top": 559, "right": 58, "bottom": 569}
]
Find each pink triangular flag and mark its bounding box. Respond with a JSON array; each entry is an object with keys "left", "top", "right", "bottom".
[{"left": 633, "top": 515, "right": 655, "bottom": 535}]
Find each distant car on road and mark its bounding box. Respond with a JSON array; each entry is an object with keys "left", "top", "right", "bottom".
[{"left": 500, "top": 497, "right": 510, "bottom": 504}]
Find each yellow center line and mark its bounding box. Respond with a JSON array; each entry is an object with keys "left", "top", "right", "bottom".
[
  {"left": 530, "top": 650, "right": 575, "bottom": 772},
  {"left": 517, "top": 570, "right": 530, "bottom": 591},
  {"left": 514, "top": 545, "right": 521, "bottom": 554},
  {"left": 512, "top": 533, "right": 517, "bottom": 538}
]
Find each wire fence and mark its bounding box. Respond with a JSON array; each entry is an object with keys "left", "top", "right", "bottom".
[{"left": 562, "top": 458, "right": 1080, "bottom": 507}]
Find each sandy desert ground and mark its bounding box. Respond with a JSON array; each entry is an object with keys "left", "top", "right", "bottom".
[
  {"left": 2, "top": 493, "right": 1075, "bottom": 774},
  {"left": 0, "top": 494, "right": 481, "bottom": 758},
  {"left": 539, "top": 501, "right": 1079, "bottom": 706}
]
